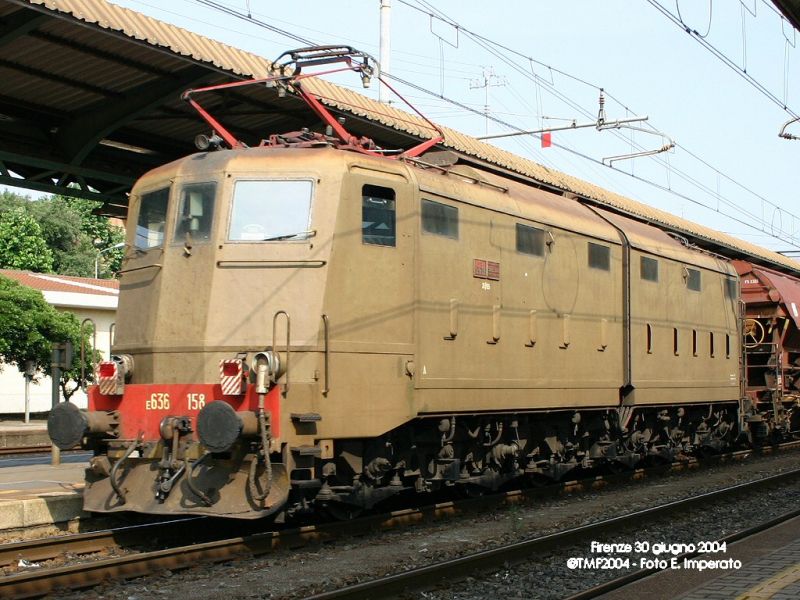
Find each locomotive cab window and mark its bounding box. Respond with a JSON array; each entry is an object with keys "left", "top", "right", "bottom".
[
  {"left": 421, "top": 199, "right": 458, "bottom": 239},
  {"left": 135, "top": 187, "right": 170, "bottom": 250},
  {"left": 516, "top": 223, "right": 545, "bottom": 256},
  {"left": 588, "top": 242, "right": 610, "bottom": 271},
  {"left": 228, "top": 179, "right": 314, "bottom": 241},
  {"left": 640, "top": 256, "right": 658, "bottom": 282},
  {"left": 175, "top": 183, "right": 215, "bottom": 242},
  {"left": 362, "top": 185, "right": 396, "bottom": 247},
  {"left": 686, "top": 268, "right": 702, "bottom": 291}
]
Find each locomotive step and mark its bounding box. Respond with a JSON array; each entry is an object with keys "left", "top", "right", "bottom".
[
  {"left": 292, "top": 445, "right": 322, "bottom": 457},
  {"left": 290, "top": 413, "right": 322, "bottom": 423}
]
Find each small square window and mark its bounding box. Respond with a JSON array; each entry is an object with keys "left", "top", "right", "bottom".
[
  {"left": 724, "top": 277, "right": 738, "bottom": 299},
  {"left": 686, "top": 268, "right": 701, "bottom": 291},
  {"left": 422, "top": 199, "right": 458, "bottom": 239},
  {"left": 362, "top": 185, "right": 396, "bottom": 247},
  {"left": 588, "top": 242, "right": 610, "bottom": 271},
  {"left": 516, "top": 224, "right": 545, "bottom": 256},
  {"left": 640, "top": 256, "right": 658, "bottom": 282}
]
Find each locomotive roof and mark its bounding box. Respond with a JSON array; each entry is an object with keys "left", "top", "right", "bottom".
[
  {"left": 137, "top": 146, "right": 734, "bottom": 276},
  {"left": 31, "top": 0, "right": 796, "bottom": 276}
]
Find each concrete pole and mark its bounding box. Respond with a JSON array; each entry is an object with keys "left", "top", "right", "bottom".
[
  {"left": 379, "top": 0, "right": 391, "bottom": 103},
  {"left": 23, "top": 359, "right": 34, "bottom": 424},
  {"left": 51, "top": 350, "right": 61, "bottom": 466},
  {"left": 24, "top": 375, "right": 30, "bottom": 424}
]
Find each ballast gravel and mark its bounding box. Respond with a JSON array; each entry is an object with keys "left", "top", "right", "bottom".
[{"left": 49, "top": 450, "right": 800, "bottom": 600}]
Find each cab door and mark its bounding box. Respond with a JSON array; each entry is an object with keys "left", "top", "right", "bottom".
[{"left": 320, "top": 167, "right": 416, "bottom": 438}]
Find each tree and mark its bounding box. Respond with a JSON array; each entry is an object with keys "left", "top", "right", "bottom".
[
  {"left": 0, "top": 190, "right": 125, "bottom": 278},
  {"left": 0, "top": 208, "right": 54, "bottom": 272},
  {"left": 0, "top": 275, "right": 95, "bottom": 400}
]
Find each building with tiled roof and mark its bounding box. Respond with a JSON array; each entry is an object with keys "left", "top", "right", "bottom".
[{"left": 0, "top": 270, "right": 118, "bottom": 415}]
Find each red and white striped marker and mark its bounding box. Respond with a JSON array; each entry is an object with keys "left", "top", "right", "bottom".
[
  {"left": 219, "top": 359, "right": 245, "bottom": 396},
  {"left": 96, "top": 361, "right": 121, "bottom": 396}
]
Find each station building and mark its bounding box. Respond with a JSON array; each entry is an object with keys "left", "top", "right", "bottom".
[{"left": 0, "top": 270, "right": 118, "bottom": 414}]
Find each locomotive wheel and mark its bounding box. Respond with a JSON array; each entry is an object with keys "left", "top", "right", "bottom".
[{"left": 743, "top": 319, "right": 766, "bottom": 348}]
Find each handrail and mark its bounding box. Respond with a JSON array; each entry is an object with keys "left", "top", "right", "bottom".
[
  {"left": 117, "top": 263, "right": 162, "bottom": 275},
  {"left": 216, "top": 260, "right": 326, "bottom": 269},
  {"left": 108, "top": 322, "right": 116, "bottom": 356},
  {"left": 321, "top": 314, "right": 330, "bottom": 396},
  {"left": 272, "top": 311, "right": 291, "bottom": 396},
  {"left": 80, "top": 318, "right": 97, "bottom": 393}
]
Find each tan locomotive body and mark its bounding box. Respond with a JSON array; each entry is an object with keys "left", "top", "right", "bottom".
[{"left": 47, "top": 142, "right": 744, "bottom": 519}]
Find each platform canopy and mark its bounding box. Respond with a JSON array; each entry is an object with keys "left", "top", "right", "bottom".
[
  {"left": 1, "top": 0, "right": 799, "bottom": 276},
  {"left": 772, "top": 0, "right": 800, "bottom": 31},
  {"left": 0, "top": 0, "right": 419, "bottom": 217}
]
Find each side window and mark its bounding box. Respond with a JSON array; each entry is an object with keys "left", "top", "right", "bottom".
[
  {"left": 175, "top": 183, "right": 215, "bottom": 242},
  {"left": 588, "top": 242, "right": 610, "bottom": 271},
  {"left": 516, "top": 223, "right": 545, "bottom": 256},
  {"left": 686, "top": 268, "right": 702, "bottom": 292},
  {"left": 421, "top": 199, "right": 458, "bottom": 239},
  {"left": 135, "top": 187, "right": 170, "bottom": 249},
  {"left": 362, "top": 185, "right": 396, "bottom": 247},
  {"left": 640, "top": 256, "right": 658, "bottom": 282},
  {"left": 724, "top": 277, "right": 738, "bottom": 299}
]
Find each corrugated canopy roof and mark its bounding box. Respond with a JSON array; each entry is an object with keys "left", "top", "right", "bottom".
[
  {"left": 771, "top": 0, "right": 800, "bottom": 31},
  {"left": 1, "top": 0, "right": 798, "bottom": 276}
]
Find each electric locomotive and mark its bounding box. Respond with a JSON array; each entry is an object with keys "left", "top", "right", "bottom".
[{"left": 47, "top": 47, "right": 756, "bottom": 520}]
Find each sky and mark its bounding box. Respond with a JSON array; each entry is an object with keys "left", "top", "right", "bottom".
[{"left": 7, "top": 0, "right": 800, "bottom": 255}]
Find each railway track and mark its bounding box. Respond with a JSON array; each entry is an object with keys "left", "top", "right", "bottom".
[
  {"left": 0, "top": 445, "right": 81, "bottom": 457},
  {"left": 1, "top": 443, "right": 798, "bottom": 599},
  {"left": 561, "top": 505, "right": 800, "bottom": 600},
  {"left": 304, "top": 468, "right": 800, "bottom": 600},
  {"left": 0, "top": 446, "right": 53, "bottom": 457}
]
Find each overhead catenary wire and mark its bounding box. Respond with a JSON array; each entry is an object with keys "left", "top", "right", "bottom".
[
  {"left": 404, "top": 0, "right": 800, "bottom": 248},
  {"left": 188, "top": 0, "right": 800, "bottom": 249},
  {"left": 646, "top": 0, "right": 799, "bottom": 118}
]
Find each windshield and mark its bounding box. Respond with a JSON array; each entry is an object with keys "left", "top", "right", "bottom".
[{"left": 228, "top": 180, "right": 314, "bottom": 241}]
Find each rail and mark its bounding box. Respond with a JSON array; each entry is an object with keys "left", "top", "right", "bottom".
[
  {"left": 305, "top": 468, "right": 800, "bottom": 600},
  {"left": 563, "top": 506, "right": 800, "bottom": 600},
  {"left": 2, "top": 442, "right": 799, "bottom": 598},
  {"left": 0, "top": 445, "right": 79, "bottom": 456}
]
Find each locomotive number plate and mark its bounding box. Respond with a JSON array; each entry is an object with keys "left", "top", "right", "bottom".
[
  {"left": 187, "top": 393, "right": 206, "bottom": 410},
  {"left": 145, "top": 392, "right": 170, "bottom": 410}
]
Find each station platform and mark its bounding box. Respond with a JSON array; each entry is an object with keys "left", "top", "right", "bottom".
[
  {"left": 598, "top": 514, "right": 800, "bottom": 600},
  {"left": 0, "top": 419, "right": 50, "bottom": 448},
  {"left": 0, "top": 461, "right": 85, "bottom": 531}
]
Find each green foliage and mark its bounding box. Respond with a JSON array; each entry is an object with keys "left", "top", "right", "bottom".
[
  {"left": 0, "top": 208, "right": 55, "bottom": 272},
  {"left": 0, "top": 275, "right": 95, "bottom": 399},
  {"left": 0, "top": 190, "right": 125, "bottom": 278}
]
